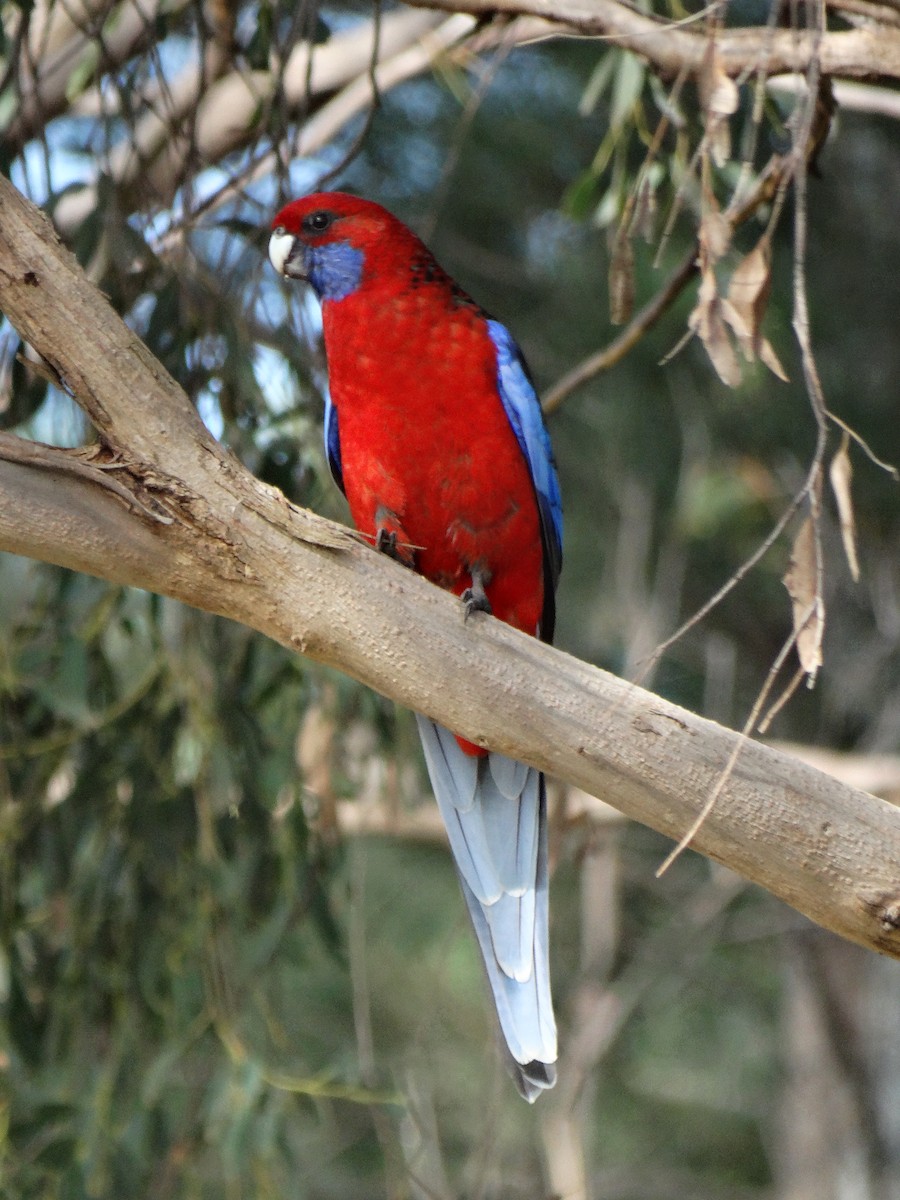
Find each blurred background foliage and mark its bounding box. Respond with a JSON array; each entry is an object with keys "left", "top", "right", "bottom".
[{"left": 2, "top": 0, "right": 900, "bottom": 1195}]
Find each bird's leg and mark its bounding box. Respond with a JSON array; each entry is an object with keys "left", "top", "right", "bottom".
[
  {"left": 462, "top": 565, "right": 492, "bottom": 621},
  {"left": 374, "top": 506, "right": 416, "bottom": 568}
]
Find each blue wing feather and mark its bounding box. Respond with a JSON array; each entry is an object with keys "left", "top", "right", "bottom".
[
  {"left": 324, "top": 393, "right": 345, "bottom": 495},
  {"left": 486, "top": 320, "right": 562, "bottom": 640}
]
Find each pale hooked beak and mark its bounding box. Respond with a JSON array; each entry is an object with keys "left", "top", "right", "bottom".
[{"left": 268, "top": 228, "right": 307, "bottom": 279}]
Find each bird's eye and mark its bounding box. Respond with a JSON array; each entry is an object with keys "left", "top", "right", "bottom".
[
  {"left": 273, "top": 224, "right": 285, "bottom": 237},
  {"left": 303, "top": 210, "right": 335, "bottom": 234}
]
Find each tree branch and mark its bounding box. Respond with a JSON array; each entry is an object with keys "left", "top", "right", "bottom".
[
  {"left": 543, "top": 244, "right": 698, "bottom": 414},
  {"left": 2, "top": 173, "right": 900, "bottom": 963},
  {"left": 49, "top": 9, "right": 460, "bottom": 235},
  {"left": 8, "top": 0, "right": 190, "bottom": 153},
  {"left": 405, "top": 0, "right": 900, "bottom": 82}
]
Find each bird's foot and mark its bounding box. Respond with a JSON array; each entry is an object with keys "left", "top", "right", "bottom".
[
  {"left": 376, "top": 527, "right": 399, "bottom": 557},
  {"left": 462, "top": 570, "right": 492, "bottom": 621},
  {"left": 374, "top": 510, "right": 416, "bottom": 568}
]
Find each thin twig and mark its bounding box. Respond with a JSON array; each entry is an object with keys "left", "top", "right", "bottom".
[
  {"left": 826, "top": 409, "right": 900, "bottom": 479},
  {"left": 314, "top": 0, "right": 384, "bottom": 191},
  {"left": 419, "top": 22, "right": 516, "bottom": 244},
  {"left": 544, "top": 145, "right": 795, "bottom": 413},
  {"left": 639, "top": 468, "right": 809, "bottom": 674},
  {"left": 657, "top": 604, "right": 816, "bottom": 875},
  {"left": 543, "top": 244, "right": 698, "bottom": 413},
  {"left": 657, "top": 1, "right": 833, "bottom": 868},
  {"left": 789, "top": 2, "right": 830, "bottom": 686},
  {"left": 758, "top": 663, "right": 806, "bottom": 733}
]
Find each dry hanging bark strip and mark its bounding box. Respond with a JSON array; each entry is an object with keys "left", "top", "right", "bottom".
[
  {"left": 783, "top": 514, "right": 825, "bottom": 681},
  {"left": 829, "top": 433, "right": 860, "bottom": 582}
]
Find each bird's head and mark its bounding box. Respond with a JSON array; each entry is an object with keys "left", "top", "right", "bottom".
[{"left": 269, "top": 192, "right": 422, "bottom": 303}]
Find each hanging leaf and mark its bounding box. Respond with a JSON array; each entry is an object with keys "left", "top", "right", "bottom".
[
  {"left": 698, "top": 182, "right": 731, "bottom": 263},
  {"left": 699, "top": 209, "right": 731, "bottom": 264},
  {"left": 709, "top": 119, "right": 731, "bottom": 169},
  {"left": 609, "top": 50, "right": 646, "bottom": 134},
  {"left": 578, "top": 51, "right": 617, "bottom": 117},
  {"left": 829, "top": 435, "right": 860, "bottom": 582},
  {"left": 633, "top": 169, "right": 660, "bottom": 243},
  {"left": 699, "top": 43, "right": 738, "bottom": 166},
  {"left": 758, "top": 337, "right": 789, "bottom": 382},
  {"left": 699, "top": 44, "right": 740, "bottom": 120},
  {"left": 688, "top": 266, "right": 741, "bottom": 387},
  {"left": 721, "top": 240, "right": 789, "bottom": 381},
  {"left": 783, "top": 516, "right": 825, "bottom": 680},
  {"left": 563, "top": 170, "right": 600, "bottom": 220},
  {"left": 726, "top": 243, "right": 770, "bottom": 346},
  {"left": 609, "top": 226, "right": 635, "bottom": 325}
]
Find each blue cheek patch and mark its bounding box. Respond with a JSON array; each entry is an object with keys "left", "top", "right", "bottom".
[{"left": 307, "top": 242, "right": 365, "bottom": 301}]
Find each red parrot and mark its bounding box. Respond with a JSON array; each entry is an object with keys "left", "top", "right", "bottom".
[{"left": 269, "top": 192, "right": 562, "bottom": 1100}]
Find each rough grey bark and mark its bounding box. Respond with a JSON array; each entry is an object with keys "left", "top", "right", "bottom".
[{"left": 2, "top": 173, "right": 900, "bottom": 964}]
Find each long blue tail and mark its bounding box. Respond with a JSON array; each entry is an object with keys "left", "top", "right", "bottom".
[{"left": 415, "top": 716, "right": 557, "bottom": 1100}]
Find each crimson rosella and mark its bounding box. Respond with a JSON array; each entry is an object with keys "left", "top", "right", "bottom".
[{"left": 268, "top": 192, "right": 562, "bottom": 1100}]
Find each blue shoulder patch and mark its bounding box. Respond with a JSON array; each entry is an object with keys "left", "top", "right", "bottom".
[
  {"left": 324, "top": 393, "right": 345, "bottom": 495},
  {"left": 486, "top": 319, "right": 563, "bottom": 639}
]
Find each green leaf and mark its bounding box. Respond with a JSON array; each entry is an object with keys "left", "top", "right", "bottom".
[
  {"left": 245, "top": 1, "right": 273, "bottom": 69},
  {"left": 563, "top": 169, "right": 600, "bottom": 219},
  {"left": 64, "top": 43, "right": 101, "bottom": 104},
  {"left": 579, "top": 50, "right": 617, "bottom": 117},
  {"left": 610, "top": 49, "right": 646, "bottom": 134}
]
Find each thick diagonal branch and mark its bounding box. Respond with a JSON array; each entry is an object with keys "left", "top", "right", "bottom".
[{"left": 2, "top": 173, "right": 900, "bottom": 964}]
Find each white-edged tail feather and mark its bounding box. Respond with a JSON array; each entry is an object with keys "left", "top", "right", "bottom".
[{"left": 415, "top": 716, "right": 557, "bottom": 1101}]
